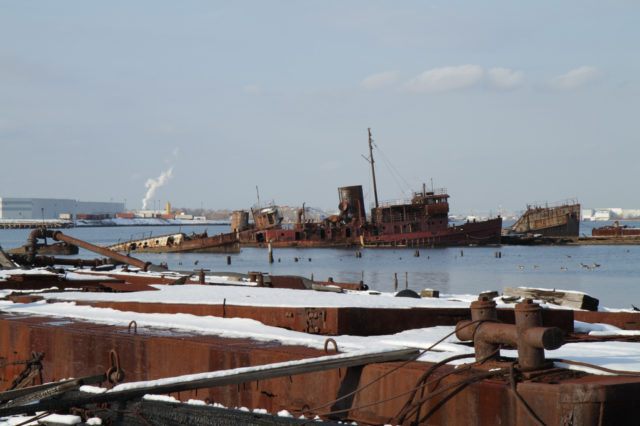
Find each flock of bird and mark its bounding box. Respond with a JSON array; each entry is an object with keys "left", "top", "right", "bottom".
[{"left": 516, "top": 259, "right": 601, "bottom": 271}]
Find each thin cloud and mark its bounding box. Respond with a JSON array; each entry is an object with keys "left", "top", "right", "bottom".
[
  {"left": 548, "top": 66, "right": 603, "bottom": 90},
  {"left": 320, "top": 160, "right": 341, "bottom": 170},
  {"left": 243, "top": 85, "right": 264, "bottom": 94},
  {"left": 487, "top": 67, "right": 524, "bottom": 90},
  {"left": 360, "top": 71, "right": 399, "bottom": 90},
  {"left": 404, "top": 65, "right": 483, "bottom": 94}
]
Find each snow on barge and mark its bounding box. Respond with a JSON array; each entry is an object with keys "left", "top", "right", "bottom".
[{"left": 1, "top": 234, "right": 640, "bottom": 424}]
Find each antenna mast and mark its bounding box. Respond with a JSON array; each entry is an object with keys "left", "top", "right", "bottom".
[{"left": 368, "top": 128, "right": 379, "bottom": 208}]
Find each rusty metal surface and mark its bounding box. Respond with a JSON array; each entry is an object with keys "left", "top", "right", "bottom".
[
  {"left": 338, "top": 186, "right": 366, "bottom": 224},
  {"left": 574, "top": 310, "right": 640, "bottom": 330},
  {"left": 0, "top": 275, "right": 110, "bottom": 291},
  {"left": 63, "top": 299, "right": 573, "bottom": 336},
  {"left": 510, "top": 202, "right": 581, "bottom": 236},
  {"left": 0, "top": 313, "right": 639, "bottom": 424},
  {"left": 106, "top": 231, "right": 239, "bottom": 254},
  {"left": 6, "top": 242, "right": 78, "bottom": 256},
  {"left": 592, "top": 221, "right": 640, "bottom": 237},
  {"left": 267, "top": 275, "right": 308, "bottom": 290},
  {"left": 96, "top": 282, "right": 160, "bottom": 292},
  {"left": 314, "top": 280, "right": 366, "bottom": 291}
]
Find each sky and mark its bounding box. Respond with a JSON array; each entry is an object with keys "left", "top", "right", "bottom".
[{"left": 1, "top": 1, "right": 639, "bottom": 215}]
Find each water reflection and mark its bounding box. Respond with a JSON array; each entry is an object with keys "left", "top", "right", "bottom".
[{"left": 1, "top": 224, "right": 640, "bottom": 308}]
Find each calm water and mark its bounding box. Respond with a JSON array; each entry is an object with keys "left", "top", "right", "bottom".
[{"left": 1, "top": 222, "right": 639, "bottom": 309}]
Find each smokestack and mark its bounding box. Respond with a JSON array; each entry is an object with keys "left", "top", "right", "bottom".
[{"left": 166, "top": 202, "right": 171, "bottom": 215}]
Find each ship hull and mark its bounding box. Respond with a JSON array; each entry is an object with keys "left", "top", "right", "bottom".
[
  {"left": 363, "top": 217, "right": 503, "bottom": 247},
  {"left": 107, "top": 232, "right": 239, "bottom": 254},
  {"left": 238, "top": 217, "right": 502, "bottom": 248},
  {"left": 511, "top": 203, "right": 580, "bottom": 237},
  {"left": 592, "top": 224, "right": 640, "bottom": 237}
]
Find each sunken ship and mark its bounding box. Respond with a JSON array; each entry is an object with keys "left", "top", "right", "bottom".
[
  {"left": 234, "top": 129, "right": 502, "bottom": 248},
  {"left": 509, "top": 200, "right": 581, "bottom": 237}
]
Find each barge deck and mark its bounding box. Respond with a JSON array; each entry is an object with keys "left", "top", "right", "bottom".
[{"left": 0, "top": 264, "right": 640, "bottom": 424}]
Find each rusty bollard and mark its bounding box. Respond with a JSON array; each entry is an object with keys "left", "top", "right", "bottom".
[
  {"left": 456, "top": 296, "right": 564, "bottom": 371},
  {"left": 515, "top": 298, "right": 564, "bottom": 371},
  {"left": 468, "top": 295, "right": 498, "bottom": 361}
]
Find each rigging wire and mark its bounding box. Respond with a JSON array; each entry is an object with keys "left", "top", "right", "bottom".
[{"left": 372, "top": 141, "right": 414, "bottom": 199}]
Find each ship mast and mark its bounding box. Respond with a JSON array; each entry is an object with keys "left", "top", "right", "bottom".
[{"left": 368, "top": 128, "right": 379, "bottom": 208}]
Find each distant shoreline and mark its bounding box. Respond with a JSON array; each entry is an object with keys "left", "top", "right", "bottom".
[{"left": 0, "top": 219, "right": 231, "bottom": 229}]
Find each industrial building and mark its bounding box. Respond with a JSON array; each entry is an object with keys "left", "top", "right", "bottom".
[{"left": 0, "top": 198, "right": 125, "bottom": 220}]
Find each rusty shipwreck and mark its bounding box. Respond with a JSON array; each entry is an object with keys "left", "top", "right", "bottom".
[
  {"left": 592, "top": 221, "right": 640, "bottom": 238},
  {"left": 233, "top": 129, "right": 502, "bottom": 248},
  {"left": 105, "top": 230, "right": 239, "bottom": 254},
  {"left": 508, "top": 200, "right": 581, "bottom": 237}
]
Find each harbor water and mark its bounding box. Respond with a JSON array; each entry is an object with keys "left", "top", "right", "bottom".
[{"left": 1, "top": 222, "right": 638, "bottom": 309}]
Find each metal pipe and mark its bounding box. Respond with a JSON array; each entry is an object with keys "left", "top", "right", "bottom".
[{"left": 51, "top": 231, "right": 151, "bottom": 271}]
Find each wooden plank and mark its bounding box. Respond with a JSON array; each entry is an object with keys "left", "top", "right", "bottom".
[
  {"left": 0, "top": 347, "right": 418, "bottom": 417},
  {"left": 503, "top": 286, "right": 599, "bottom": 311}
]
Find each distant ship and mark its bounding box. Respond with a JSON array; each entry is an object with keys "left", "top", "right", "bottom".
[
  {"left": 592, "top": 221, "right": 640, "bottom": 237},
  {"left": 508, "top": 201, "right": 581, "bottom": 237}
]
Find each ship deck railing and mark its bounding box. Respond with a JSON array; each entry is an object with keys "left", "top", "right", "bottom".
[{"left": 526, "top": 198, "right": 579, "bottom": 210}]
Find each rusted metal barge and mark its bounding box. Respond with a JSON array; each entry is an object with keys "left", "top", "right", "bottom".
[
  {"left": 1, "top": 268, "right": 640, "bottom": 424},
  {"left": 2, "top": 235, "right": 640, "bottom": 424}
]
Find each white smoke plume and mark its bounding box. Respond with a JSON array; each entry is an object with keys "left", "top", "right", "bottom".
[{"left": 141, "top": 167, "right": 174, "bottom": 210}]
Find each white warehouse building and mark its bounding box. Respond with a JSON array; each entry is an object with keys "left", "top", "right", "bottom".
[{"left": 0, "top": 198, "right": 125, "bottom": 220}]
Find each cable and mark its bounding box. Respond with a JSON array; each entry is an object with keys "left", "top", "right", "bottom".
[
  {"left": 508, "top": 363, "right": 546, "bottom": 426},
  {"left": 297, "top": 320, "right": 489, "bottom": 417},
  {"left": 394, "top": 347, "right": 502, "bottom": 424},
  {"left": 415, "top": 370, "right": 501, "bottom": 424},
  {"left": 550, "top": 358, "right": 640, "bottom": 376},
  {"left": 393, "top": 353, "right": 474, "bottom": 424}
]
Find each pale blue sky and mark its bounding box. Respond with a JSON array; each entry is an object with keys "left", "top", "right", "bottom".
[{"left": 1, "top": 1, "right": 638, "bottom": 214}]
